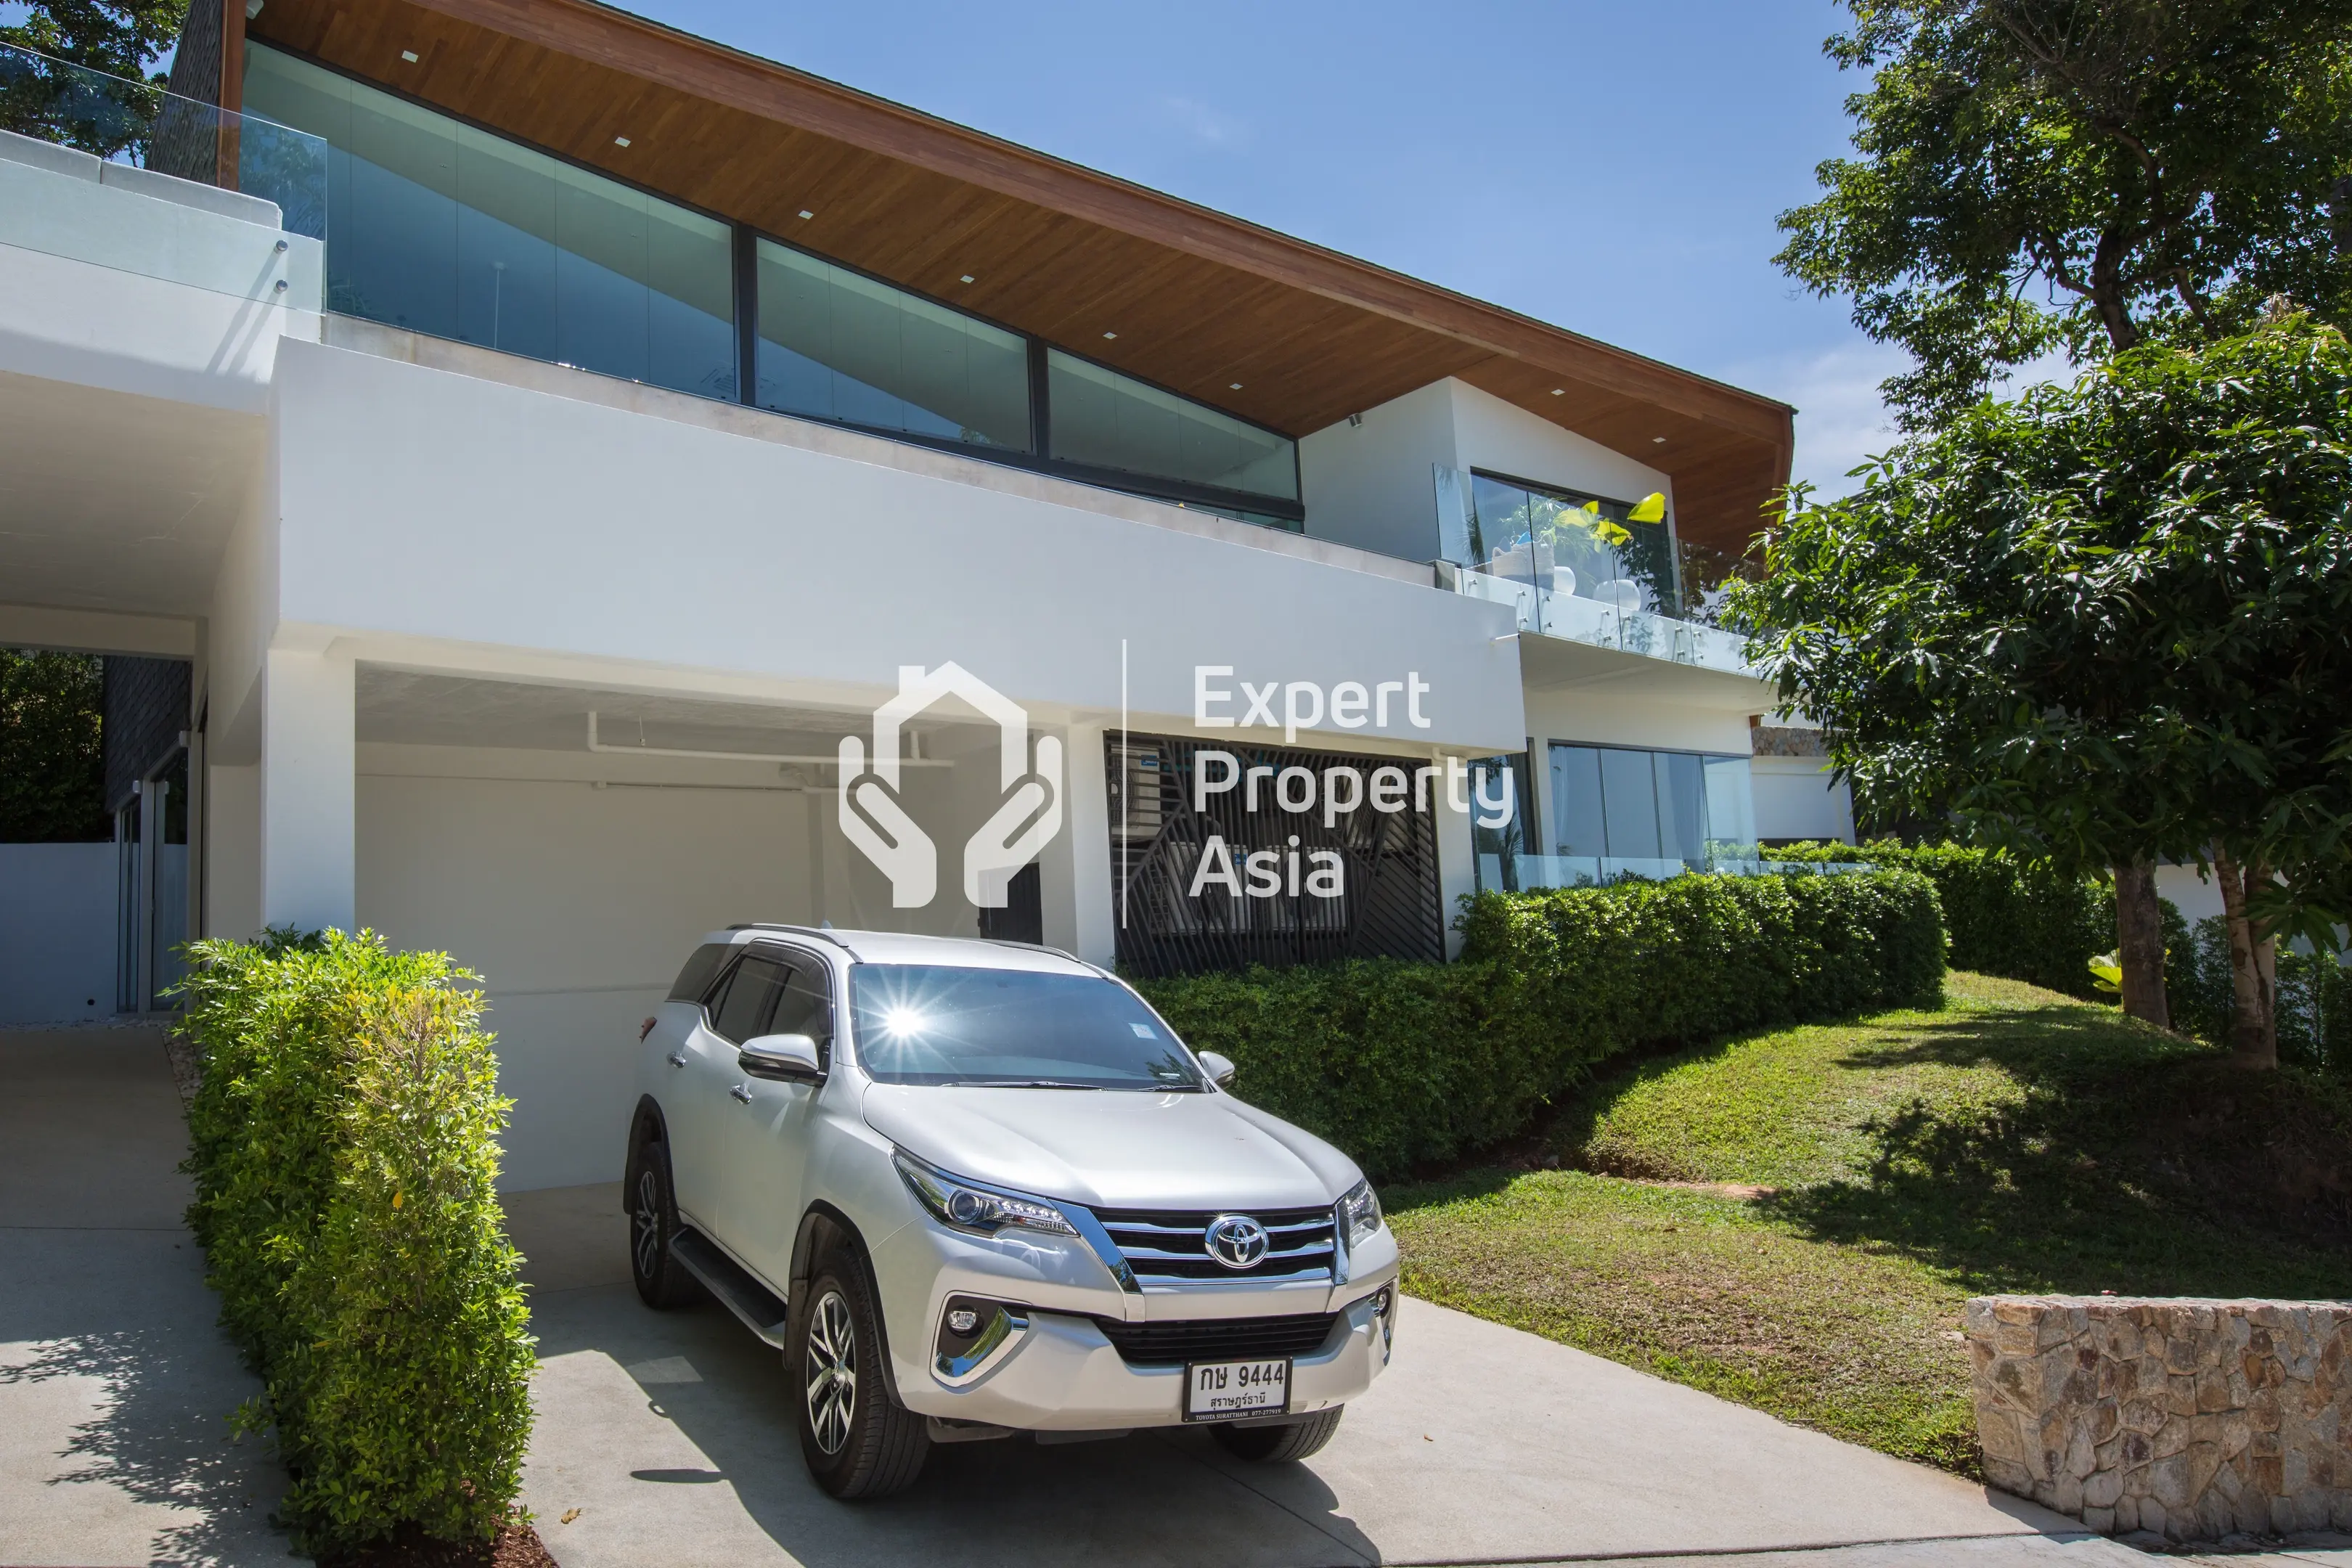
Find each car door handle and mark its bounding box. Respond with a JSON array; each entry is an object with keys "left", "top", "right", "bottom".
[
  {"left": 666, "top": 1050, "right": 688, "bottom": 1069},
  {"left": 729, "top": 1083, "right": 754, "bottom": 1104}
]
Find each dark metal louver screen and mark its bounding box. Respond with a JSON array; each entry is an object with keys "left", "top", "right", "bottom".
[{"left": 1106, "top": 734, "right": 1445, "bottom": 979}]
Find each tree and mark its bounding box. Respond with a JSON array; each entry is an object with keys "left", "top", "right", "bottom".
[
  {"left": 1773, "top": 0, "right": 2352, "bottom": 1021},
  {"left": 1731, "top": 318, "right": 2352, "bottom": 1068},
  {"left": 1778, "top": 0, "right": 2352, "bottom": 425},
  {"left": 0, "top": 650, "right": 109, "bottom": 844},
  {"left": 1, "top": 0, "right": 189, "bottom": 158}
]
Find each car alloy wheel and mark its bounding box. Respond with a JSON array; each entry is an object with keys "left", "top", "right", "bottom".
[
  {"left": 632, "top": 1167, "right": 664, "bottom": 1280},
  {"left": 804, "top": 1289, "right": 858, "bottom": 1455}
]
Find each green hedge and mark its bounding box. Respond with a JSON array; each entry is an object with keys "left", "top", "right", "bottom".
[
  {"left": 177, "top": 930, "right": 534, "bottom": 1554},
  {"left": 1138, "top": 869, "right": 1944, "bottom": 1180},
  {"left": 1763, "top": 842, "right": 2110, "bottom": 996},
  {"left": 2162, "top": 907, "right": 2352, "bottom": 1071}
]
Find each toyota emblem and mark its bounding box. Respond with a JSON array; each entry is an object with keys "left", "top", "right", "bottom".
[{"left": 1203, "top": 1213, "right": 1270, "bottom": 1270}]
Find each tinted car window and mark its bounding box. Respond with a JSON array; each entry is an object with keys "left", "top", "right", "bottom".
[
  {"left": 667, "top": 942, "right": 734, "bottom": 1003},
  {"left": 769, "top": 963, "right": 834, "bottom": 1064},
  {"left": 709, "top": 955, "right": 791, "bottom": 1044},
  {"left": 849, "top": 965, "right": 1203, "bottom": 1090}
]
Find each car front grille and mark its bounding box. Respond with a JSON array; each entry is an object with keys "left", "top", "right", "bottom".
[
  {"left": 1090, "top": 1205, "right": 1337, "bottom": 1285},
  {"left": 1094, "top": 1311, "right": 1340, "bottom": 1367}
]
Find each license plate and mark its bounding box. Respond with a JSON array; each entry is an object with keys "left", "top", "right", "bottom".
[{"left": 1184, "top": 1357, "right": 1291, "bottom": 1421}]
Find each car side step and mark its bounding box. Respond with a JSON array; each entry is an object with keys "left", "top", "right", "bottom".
[{"left": 671, "top": 1228, "right": 792, "bottom": 1348}]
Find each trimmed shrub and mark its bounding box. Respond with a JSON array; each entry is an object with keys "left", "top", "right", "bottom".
[
  {"left": 1138, "top": 868, "right": 1944, "bottom": 1179},
  {"left": 2163, "top": 909, "right": 2352, "bottom": 1072},
  {"left": 177, "top": 929, "right": 534, "bottom": 1554},
  {"left": 1765, "top": 841, "right": 2109, "bottom": 996}
]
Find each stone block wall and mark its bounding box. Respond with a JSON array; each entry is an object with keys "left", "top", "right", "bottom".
[{"left": 1965, "top": 1296, "right": 2352, "bottom": 1542}]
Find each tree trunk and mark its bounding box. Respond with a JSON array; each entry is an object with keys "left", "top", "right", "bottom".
[
  {"left": 2213, "top": 850, "right": 2278, "bottom": 1069},
  {"left": 2113, "top": 857, "right": 2169, "bottom": 1028}
]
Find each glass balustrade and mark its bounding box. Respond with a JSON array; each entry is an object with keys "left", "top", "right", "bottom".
[
  {"left": 1, "top": 42, "right": 325, "bottom": 303},
  {"left": 1434, "top": 465, "right": 1759, "bottom": 673}
]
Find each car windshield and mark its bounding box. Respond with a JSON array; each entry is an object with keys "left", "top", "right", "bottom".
[{"left": 848, "top": 964, "right": 1206, "bottom": 1090}]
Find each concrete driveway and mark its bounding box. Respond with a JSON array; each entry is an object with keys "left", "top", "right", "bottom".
[{"left": 4, "top": 1024, "right": 2148, "bottom": 1567}]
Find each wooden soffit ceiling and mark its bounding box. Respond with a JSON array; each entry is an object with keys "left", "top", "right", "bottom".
[{"left": 245, "top": 0, "right": 1794, "bottom": 550}]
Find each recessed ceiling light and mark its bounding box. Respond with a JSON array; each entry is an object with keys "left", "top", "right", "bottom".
[
  {"left": 1230, "top": 382, "right": 1243, "bottom": 390},
  {"left": 1550, "top": 388, "right": 1565, "bottom": 396},
  {"left": 1102, "top": 331, "right": 1118, "bottom": 340},
  {"left": 401, "top": 49, "right": 419, "bottom": 62},
  {"left": 613, "top": 136, "right": 631, "bottom": 147},
  {"left": 959, "top": 274, "right": 974, "bottom": 284},
  {"left": 1653, "top": 436, "right": 1667, "bottom": 444},
  {"left": 797, "top": 209, "right": 814, "bottom": 219}
]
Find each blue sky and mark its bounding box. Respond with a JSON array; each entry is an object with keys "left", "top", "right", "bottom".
[{"left": 613, "top": 0, "right": 1908, "bottom": 494}]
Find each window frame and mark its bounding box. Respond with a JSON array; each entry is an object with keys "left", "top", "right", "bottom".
[
  {"left": 251, "top": 38, "right": 1306, "bottom": 528},
  {"left": 1543, "top": 739, "right": 1754, "bottom": 865}
]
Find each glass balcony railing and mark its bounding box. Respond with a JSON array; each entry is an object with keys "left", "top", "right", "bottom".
[
  {"left": 1432, "top": 465, "right": 1759, "bottom": 674},
  {"left": 1477, "top": 850, "right": 1875, "bottom": 892},
  {"left": 1, "top": 42, "right": 324, "bottom": 304}
]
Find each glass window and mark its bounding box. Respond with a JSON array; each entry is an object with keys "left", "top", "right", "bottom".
[
  {"left": 709, "top": 953, "right": 791, "bottom": 1044},
  {"left": 849, "top": 965, "right": 1206, "bottom": 1090},
  {"left": 1045, "top": 349, "right": 1297, "bottom": 502},
  {"left": 667, "top": 942, "right": 734, "bottom": 1003},
  {"left": 1469, "top": 473, "right": 1678, "bottom": 613},
  {"left": 242, "top": 44, "right": 735, "bottom": 400},
  {"left": 755, "top": 240, "right": 1031, "bottom": 449},
  {"left": 1469, "top": 751, "right": 1534, "bottom": 892},
  {"left": 1598, "top": 748, "right": 1661, "bottom": 859},
  {"left": 1655, "top": 751, "right": 1707, "bottom": 865},
  {"left": 1704, "top": 756, "right": 1757, "bottom": 849},
  {"left": 1549, "top": 743, "right": 1760, "bottom": 876},
  {"left": 1548, "top": 745, "right": 1607, "bottom": 859},
  {"left": 769, "top": 964, "right": 834, "bottom": 1046}
]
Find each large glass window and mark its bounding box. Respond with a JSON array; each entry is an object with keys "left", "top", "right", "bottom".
[
  {"left": 1547, "top": 743, "right": 1755, "bottom": 878},
  {"left": 1046, "top": 349, "right": 1298, "bottom": 502},
  {"left": 242, "top": 44, "right": 736, "bottom": 400},
  {"left": 1469, "top": 473, "right": 1676, "bottom": 615},
  {"left": 756, "top": 240, "right": 1031, "bottom": 449}
]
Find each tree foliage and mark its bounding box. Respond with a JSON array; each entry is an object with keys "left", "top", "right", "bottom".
[
  {"left": 1777, "top": 0, "right": 2352, "bottom": 425},
  {"left": 1, "top": 0, "right": 189, "bottom": 157},
  {"left": 0, "top": 649, "right": 108, "bottom": 844},
  {"left": 1731, "top": 318, "right": 2352, "bottom": 1057}
]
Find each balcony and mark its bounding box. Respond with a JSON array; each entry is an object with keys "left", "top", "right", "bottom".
[{"left": 1432, "top": 466, "right": 1757, "bottom": 675}]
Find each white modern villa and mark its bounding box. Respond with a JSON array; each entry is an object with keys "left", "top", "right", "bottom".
[{"left": 0, "top": 0, "right": 1849, "bottom": 1189}]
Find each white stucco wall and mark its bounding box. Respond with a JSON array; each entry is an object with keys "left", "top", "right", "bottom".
[
  {"left": 266, "top": 341, "right": 1525, "bottom": 756},
  {"left": 0, "top": 841, "right": 115, "bottom": 1024},
  {"left": 1299, "top": 377, "right": 1676, "bottom": 570},
  {"left": 1299, "top": 380, "right": 1458, "bottom": 564},
  {"left": 1750, "top": 757, "right": 1856, "bottom": 845}
]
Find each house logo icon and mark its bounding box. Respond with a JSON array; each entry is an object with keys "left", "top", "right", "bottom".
[{"left": 837, "top": 663, "right": 1063, "bottom": 909}]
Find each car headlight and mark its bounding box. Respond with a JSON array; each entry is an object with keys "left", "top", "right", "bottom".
[
  {"left": 893, "top": 1150, "right": 1077, "bottom": 1238},
  {"left": 1338, "top": 1178, "right": 1382, "bottom": 1247}
]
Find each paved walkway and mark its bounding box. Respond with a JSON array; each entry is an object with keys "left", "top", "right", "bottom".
[
  {"left": 0, "top": 1025, "right": 291, "bottom": 1568},
  {"left": 4, "top": 1021, "right": 2313, "bottom": 1568}
]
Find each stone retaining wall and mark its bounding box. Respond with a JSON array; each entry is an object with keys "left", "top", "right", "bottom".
[{"left": 1965, "top": 1296, "right": 2352, "bottom": 1541}]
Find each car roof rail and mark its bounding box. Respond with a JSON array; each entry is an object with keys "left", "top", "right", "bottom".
[{"left": 727, "top": 923, "right": 863, "bottom": 960}]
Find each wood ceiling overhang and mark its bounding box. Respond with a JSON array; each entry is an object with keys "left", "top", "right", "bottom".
[{"left": 245, "top": 0, "right": 1794, "bottom": 552}]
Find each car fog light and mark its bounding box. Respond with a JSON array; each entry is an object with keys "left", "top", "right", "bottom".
[{"left": 947, "top": 1308, "right": 979, "bottom": 1334}]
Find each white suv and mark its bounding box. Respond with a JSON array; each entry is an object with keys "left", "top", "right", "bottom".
[{"left": 625, "top": 925, "right": 1400, "bottom": 1498}]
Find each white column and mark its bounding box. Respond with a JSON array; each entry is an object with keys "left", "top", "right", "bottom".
[
  {"left": 1435, "top": 751, "right": 1477, "bottom": 960},
  {"left": 1040, "top": 721, "right": 1114, "bottom": 966},
  {"left": 258, "top": 646, "right": 356, "bottom": 934}
]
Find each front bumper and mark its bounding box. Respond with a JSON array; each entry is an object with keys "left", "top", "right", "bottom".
[{"left": 868, "top": 1213, "right": 1400, "bottom": 1432}]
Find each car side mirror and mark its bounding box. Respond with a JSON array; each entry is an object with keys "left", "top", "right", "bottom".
[
  {"left": 739, "top": 1032, "right": 823, "bottom": 1083},
  {"left": 1197, "top": 1050, "right": 1236, "bottom": 1088}
]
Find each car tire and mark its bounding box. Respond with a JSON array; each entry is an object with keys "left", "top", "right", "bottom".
[
  {"left": 626, "top": 1139, "right": 700, "bottom": 1310},
  {"left": 1212, "top": 1405, "right": 1344, "bottom": 1463},
  {"left": 791, "top": 1244, "right": 930, "bottom": 1499}
]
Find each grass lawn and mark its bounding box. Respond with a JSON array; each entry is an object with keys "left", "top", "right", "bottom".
[{"left": 1384, "top": 972, "right": 2352, "bottom": 1476}]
